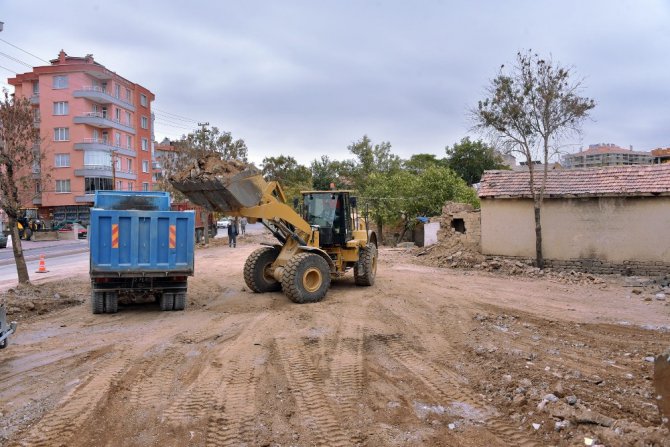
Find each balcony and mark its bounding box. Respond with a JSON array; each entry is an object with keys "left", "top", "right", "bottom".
[
  {"left": 73, "top": 112, "right": 135, "bottom": 134},
  {"left": 73, "top": 164, "right": 137, "bottom": 181},
  {"left": 30, "top": 94, "right": 39, "bottom": 105},
  {"left": 73, "top": 86, "right": 135, "bottom": 112},
  {"left": 75, "top": 194, "right": 95, "bottom": 204},
  {"left": 32, "top": 195, "right": 42, "bottom": 205},
  {"left": 74, "top": 138, "right": 137, "bottom": 157}
]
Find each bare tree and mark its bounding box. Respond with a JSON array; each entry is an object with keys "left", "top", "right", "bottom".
[
  {"left": 473, "top": 50, "right": 595, "bottom": 268},
  {"left": 0, "top": 90, "right": 42, "bottom": 284}
]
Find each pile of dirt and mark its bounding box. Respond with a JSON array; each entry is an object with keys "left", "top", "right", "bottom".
[
  {"left": 169, "top": 153, "right": 251, "bottom": 182},
  {"left": 415, "top": 237, "right": 485, "bottom": 268},
  {"left": 1, "top": 279, "right": 88, "bottom": 320}
]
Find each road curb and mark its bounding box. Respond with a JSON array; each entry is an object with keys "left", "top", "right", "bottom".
[{"left": 0, "top": 248, "right": 89, "bottom": 267}]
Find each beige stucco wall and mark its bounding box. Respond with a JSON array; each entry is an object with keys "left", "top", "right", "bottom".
[{"left": 480, "top": 196, "right": 670, "bottom": 263}]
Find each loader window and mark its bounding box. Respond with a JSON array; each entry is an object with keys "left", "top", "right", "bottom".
[{"left": 304, "top": 193, "right": 337, "bottom": 228}]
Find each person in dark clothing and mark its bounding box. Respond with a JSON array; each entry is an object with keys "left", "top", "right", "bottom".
[{"left": 227, "top": 221, "right": 238, "bottom": 247}]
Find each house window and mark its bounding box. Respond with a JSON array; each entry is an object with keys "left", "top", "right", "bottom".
[
  {"left": 54, "top": 127, "right": 69, "bottom": 141},
  {"left": 142, "top": 160, "right": 149, "bottom": 173},
  {"left": 84, "top": 151, "right": 111, "bottom": 166},
  {"left": 53, "top": 75, "right": 68, "bottom": 89},
  {"left": 115, "top": 108, "right": 121, "bottom": 122},
  {"left": 115, "top": 158, "right": 121, "bottom": 171},
  {"left": 125, "top": 111, "right": 131, "bottom": 126},
  {"left": 126, "top": 135, "right": 132, "bottom": 149},
  {"left": 116, "top": 180, "right": 123, "bottom": 191},
  {"left": 141, "top": 138, "right": 148, "bottom": 151},
  {"left": 142, "top": 182, "right": 149, "bottom": 192},
  {"left": 53, "top": 101, "right": 69, "bottom": 115},
  {"left": 128, "top": 182, "right": 134, "bottom": 191},
  {"left": 55, "top": 179, "right": 71, "bottom": 193},
  {"left": 140, "top": 94, "right": 147, "bottom": 107},
  {"left": 127, "top": 159, "right": 132, "bottom": 172},
  {"left": 125, "top": 88, "right": 131, "bottom": 101},
  {"left": 451, "top": 218, "right": 466, "bottom": 234},
  {"left": 85, "top": 177, "right": 113, "bottom": 193},
  {"left": 115, "top": 132, "right": 121, "bottom": 147},
  {"left": 141, "top": 116, "right": 148, "bottom": 129},
  {"left": 32, "top": 81, "right": 39, "bottom": 94},
  {"left": 55, "top": 153, "right": 70, "bottom": 167},
  {"left": 114, "top": 84, "right": 121, "bottom": 99}
]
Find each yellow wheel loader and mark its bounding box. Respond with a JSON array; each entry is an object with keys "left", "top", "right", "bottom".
[{"left": 170, "top": 163, "right": 377, "bottom": 303}]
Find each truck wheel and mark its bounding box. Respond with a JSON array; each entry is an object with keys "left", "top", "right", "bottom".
[
  {"left": 173, "top": 293, "right": 187, "bottom": 311},
  {"left": 354, "top": 244, "right": 378, "bottom": 286},
  {"left": 105, "top": 292, "right": 119, "bottom": 314},
  {"left": 92, "top": 291, "right": 105, "bottom": 314},
  {"left": 281, "top": 253, "right": 331, "bottom": 303},
  {"left": 244, "top": 247, "right": 282, "bottom": 293},
  {"left": 160, "top": 293, "right": 174, "bottom": 311},
  {"left": 0, "top": 337, "right": 8, "bottom": 349}
]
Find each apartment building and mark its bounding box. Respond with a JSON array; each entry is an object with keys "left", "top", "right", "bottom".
[
  {"left": 562, "top": 143, "right": 653, "bottom": 169},
  {"left": 8, "top": 50, "right": 155, "bottom": 225}
]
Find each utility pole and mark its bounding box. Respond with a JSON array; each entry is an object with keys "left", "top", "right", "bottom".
[{"left": 196, "top": 122, "right": 211, "bottom": 244}]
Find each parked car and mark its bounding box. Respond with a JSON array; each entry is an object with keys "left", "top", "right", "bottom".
[
  {"left": 54, "top": 221, "right": 88, "bottom": 239},
  {"left": 0, "top": 233, "right": 7, "bottom": 249},
  {"left": 217, "top": 218, "right": 231, "bottom": 229}
]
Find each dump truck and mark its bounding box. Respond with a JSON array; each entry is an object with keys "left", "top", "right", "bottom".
[
  {"left": 0, "top": 305, "right": 17, "bottom": 349},
  {"left": 171, "top": 201, "right": 217, "bottom": 242},
  {"left": 169, "top": 155, "right": 378, "bottom": 303},
  {"left": 88, "top": 191, "right": 195, "bottom": 314}
]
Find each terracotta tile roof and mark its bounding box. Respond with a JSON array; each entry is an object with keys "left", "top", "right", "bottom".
[{"left": 479, "top": 165, "right": 670, "bottom": 198}]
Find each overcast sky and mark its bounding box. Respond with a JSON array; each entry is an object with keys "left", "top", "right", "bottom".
[{"left": 1, "top": 0, "right": 668, "bottom": 166}]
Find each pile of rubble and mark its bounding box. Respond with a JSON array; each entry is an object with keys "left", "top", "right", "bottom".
[
  {"left": 1, "top": 280, "right": 87, "bottom": 318},
  {"left": 169, "top": 153, "right": 250, "bottom": 182}
]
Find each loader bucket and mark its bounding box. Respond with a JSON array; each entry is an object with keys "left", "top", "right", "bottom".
[{"left": 170, "top": 168, "right": 266, "bottom": 212}]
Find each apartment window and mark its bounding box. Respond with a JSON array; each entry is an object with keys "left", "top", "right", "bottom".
[
  {"left": 32, "top": 81, "right": 39, "bottom": 94},
  {"left": 125, "top": 88, "right": 131, "bottom": 101},
  {"left": 125, "top": 111, "right": 131, "bottom": 126},
  {"left": 142, "top": 182, "right": 149, "bottom": 192},
  {"left": 115, "top": 158, "right": 121, "bottom": 171},
  {"left": 84, "top": 151, "right": 111, "bottom": 166},
  {"left": 53, "top": 75, "right": 68, "bottom": 89},
  {"left": 128, "top": 182, "right": 134, "bottom": 191},
  {"left": 55, "top": 153, "right": 70, "bottom": 167},
  {"left": 116, "top": 180, "right": 123, "bottom": 191},
  {"left": 141, "top": 116, "right": 148, "bottom": 129},
  {"left": 53, "top": 101, "right": 69, "bottom": 116},
  {"left": 141, "top": 138, "right": 148, "bottom": 151},
  {"left": 142, "top": 160, "right": 149, "bottom": 173},
  {"left": 85, "top": 177, "right": 113, "bottom": 193},
  {"left": 55, "top": 179, "right": 71, "bottom": 193},
  {"left": 140, "top": 94, "right": 147, "bottom": 107},
  {"left": 114, "top": 84, "right": 121, "bottom": 99},
  {"left": 54, "top": 127, "right": 69, "bottom": 141},
  {"left": 35, "top": 180, "right": 41, "bottom": 193},
  {"left": 115, "top": 108, "right": 121, "bottom": 121},
  {"left": 126, "top": 135, "right": 132, "bottom": 149},
  {"left": 115, "top": 132, "right": 121, "bottom": 147},
  {"left": 127, "top": 159, "right": 133, "bottom": 172}
]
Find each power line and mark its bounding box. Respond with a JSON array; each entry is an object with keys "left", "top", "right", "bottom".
[
  {"left": 153, "top": 107, "right": 200, "bottom": 123},
  {"left": 0, "top": 64, "right": 16, "bottom": 74},
  {"left": 0, "top": 51, "right": 33, "bottom": 68},
  {"left": 0, "top": 37, "right": 49, "bottom": 64}
]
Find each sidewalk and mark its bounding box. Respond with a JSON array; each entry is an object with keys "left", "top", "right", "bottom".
[{"left": 6, "top": 235, "right": 89, "bottom": 252}]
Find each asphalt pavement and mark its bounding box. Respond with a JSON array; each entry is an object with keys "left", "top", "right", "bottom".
[{"left": 0, "top": 235, "right": 89, "bottom": 266}]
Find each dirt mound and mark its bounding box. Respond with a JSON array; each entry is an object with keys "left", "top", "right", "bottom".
[
  {"left": 169, "top": 153, "right": 250, "bottom": 182},
  {"left": 0, "top": 279, "right": 88, "bottom": 320}
]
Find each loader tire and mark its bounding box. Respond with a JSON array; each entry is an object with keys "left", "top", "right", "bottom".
[
  {"left": 244, "top": 247, "right": 282, "bottom": 293},
  {"left": 173, "top": 293, "right": 187, "bottom": 311},
  {"left": 281, "top": 253, "right": 331, "bottom": 304},
  {"left": 160, "top": 293, "right": 174, "bottom": 311},
  {"left": 354, "top": 244, "right": 378, "bottom": 286},
  {"left": 104, "top": 292, "right": 119, "bottom": 314},
  {"left": 91, "top": 291, "right": 105, "bottom": 314}
]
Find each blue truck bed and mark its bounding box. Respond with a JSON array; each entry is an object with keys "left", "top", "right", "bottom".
[{"left": 88, "top": 191, "right": 196, "bottom": 314}]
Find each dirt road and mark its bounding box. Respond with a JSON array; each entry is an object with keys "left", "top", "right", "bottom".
[{"left": 1, "top": 235, "right": 669, "bottom": 446}]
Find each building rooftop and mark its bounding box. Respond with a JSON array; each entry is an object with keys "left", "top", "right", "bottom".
[
  {"left": 567, "top": 143, "right": 650, "bottom": 157},
  {"left": 479, "top": 164, "right": 670, "bottom": 198}
]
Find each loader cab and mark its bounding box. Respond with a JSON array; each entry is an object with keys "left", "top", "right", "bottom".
[{"left": 302, "top": 191, "right": 354, "bottom": 247}]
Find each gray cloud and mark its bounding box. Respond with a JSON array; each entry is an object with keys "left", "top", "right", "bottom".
[{"left": 2, "top": 0, "right": 668, "bottom": 165}]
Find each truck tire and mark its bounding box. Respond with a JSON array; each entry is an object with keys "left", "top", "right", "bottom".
[
  {"left": 105, "top": 292, "right": 119, "bottom": 314},
  {"left": 0, "top": 336, "right": 8, "bottom": 349},
  {"left": 354, "top": 244, "right": 378, "bottom": 286},
  {"left": 92, "top": 291, "right": 105, "bottom": 314},
  {"left": 173, "top": 293, "right": 187, "bottom": 311},
  {"left": 244, "top": 247, "right": 282, "bottom": 293},
  {"left": 281, "top": 253, "right": 331, "bottom": 304},
  {"left": 160, "top": 293, "right": 174, "bottom": 311}
]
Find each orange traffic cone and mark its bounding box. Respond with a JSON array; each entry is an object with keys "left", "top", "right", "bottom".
[{"left": 35, "top": 254, "right": 49, "bottom": 273}]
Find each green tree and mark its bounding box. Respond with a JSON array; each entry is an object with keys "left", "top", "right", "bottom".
[
  {"left": 310, "top": 155, "right": 350, "bottom": 191},
  {"left": 347, "top": 135, "right": 401, "bottom": 191},
  {"left": 445, "top": 137, "right": 508, "bottom": 185},
  {"left": 0, "top": 90, "right": 42, "bottom": 284},
  {"left": 473, "top": 50, "right": 595, "bottom": 268},
  {"left": 402, "top": 153, "right": 449, "bottom": 174},
  {"left": 261, "top": 155, "right": 312, "bottom": 205}
]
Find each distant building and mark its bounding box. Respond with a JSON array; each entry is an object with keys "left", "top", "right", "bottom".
[
  {"left": 651, "top": 147, "right": 670, "bottom": 164},
  {"left": 562, "top": 143, "right": 652, "bottom": 169},
  {"left": 8, "top": 50, "right": 155, "bottom": 225}
]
